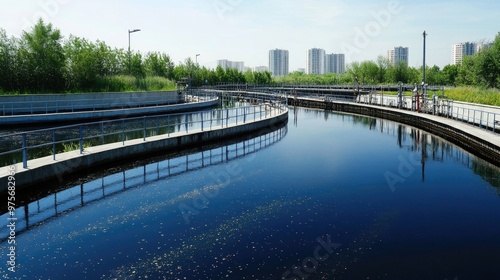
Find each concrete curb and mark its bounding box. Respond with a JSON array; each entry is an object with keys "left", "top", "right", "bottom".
[{"left": 0, "top": 98, "right": 219, "bottom": 125}]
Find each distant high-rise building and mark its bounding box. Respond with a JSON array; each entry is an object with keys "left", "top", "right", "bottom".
[
  {"left": 269, "top": 49, "right": 289, "bottom": 77},
  {"left": 217, "top": 59, "right": 245, "bottom": 72},
  {"left": 388, "top": 47, "right": 409, "bottom": 66},
  {"left": 452, "top": 42, "right": 478, "bottom": 65},
  {"left": 254, "top": 66, "right": 269, "bottom": 72},
  {"left": 387, "top": 50, "right": 395, "bottom": 65},
  {"left": 307, "top": 48, "right": 325, "bottom": 75},
  {"left": 325, "top": 53, "right": 346, "bottom": 74},
  {"left": 477, "top": 42, "right": 493, "bottom": 52}
]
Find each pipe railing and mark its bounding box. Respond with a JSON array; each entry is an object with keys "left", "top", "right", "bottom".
[
  {"left": 357, "top": 94, "right": 499, "bottom": 133},
  {"left": 0, "top": 99, "right": 287, "bottom": 169}
]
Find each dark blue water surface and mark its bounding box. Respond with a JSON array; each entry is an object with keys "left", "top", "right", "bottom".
[{"left": 1, "top": 107, "right": 500, "bottom": 279}]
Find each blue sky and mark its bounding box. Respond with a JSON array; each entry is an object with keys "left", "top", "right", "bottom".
[{"left": 1, "top": 0, "right": 499, "bottom": 71}]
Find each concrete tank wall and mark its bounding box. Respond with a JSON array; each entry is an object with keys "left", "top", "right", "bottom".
[{"left": 0, "top": 91, "right": 181, "bottom": 114}]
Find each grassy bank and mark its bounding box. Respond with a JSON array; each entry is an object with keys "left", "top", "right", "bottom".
[
  {"left": 373, "top": 86, "right": 500, "bottom": 107},
  {"left": 443, "top": 87, "right": 500, "bottom": 106},
  {"left": 99, "top": 75, "right": 177, "bottom": 92},
  {"left": 0, "top": 75, "right": 177, "bottom": 95}
]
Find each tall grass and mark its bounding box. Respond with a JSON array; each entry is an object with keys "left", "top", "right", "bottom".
[
  {"left": 0, "top": 75, "right": 177, "bottom": 95},
  {"left": 62, "top": 141, "right": 92, "bottom": 153},
  {"left": 97, "top": 75, "right": 177, "bottom": 92},
  {"left": 444, "top": 87, "right": 500, "bottom": 106},
  {"left": 361, "top": 87, "right": 500, "bottom": 107}
]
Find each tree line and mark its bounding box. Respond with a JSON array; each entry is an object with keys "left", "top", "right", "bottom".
[
  {"left": 0, "top": 20, "right": 498, "bottom": 94},
  {"left": 277, "top": 33, "right": 499, "bottom": 88},
  {"left": 0, "top": 19, "right": 272, "bottom": 93}
]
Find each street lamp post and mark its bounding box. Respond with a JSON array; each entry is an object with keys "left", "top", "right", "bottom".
[
  {"left": 195, "top": 54, "right": 200, "bottom": 65},
  {"left": 128, "top": 29, "right": 141, "bottom": 74},
  {"left": 422, "top": 30, "right": 427, "bottom": 84}
]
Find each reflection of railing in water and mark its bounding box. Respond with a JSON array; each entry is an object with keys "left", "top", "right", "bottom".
[
  {"left": 347, "top": 113, "right": 500, "bottom": 187},
  {"left": 0, "top": 126, "right": 288, "bottom": 243}
]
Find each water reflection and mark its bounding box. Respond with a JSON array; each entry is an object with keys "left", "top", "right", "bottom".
[
  {"left": 0, "top": 125, "right": 288, "bottom": 242},
  {"left": 307, "top": 108, "right": 500, "bottom": 189}
]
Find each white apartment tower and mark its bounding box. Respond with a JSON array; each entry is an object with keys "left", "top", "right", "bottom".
[
  {"left": 217, "top": 59, "right": 245, "bottom": 72},
  {"left": 452, "top": 42, "right": 478, "bottom": 65},
  {"left": 388, "top": 47, "right": 409, "bottom": 66},
  {"left": 269, "top": 49, "right": 289, "bottom": 77},
  {"left": 307, "top": 48, "right": 325, "bottom": 75},
  {"left": 325, "top": 53, "right": 346, "bottom": 74}
]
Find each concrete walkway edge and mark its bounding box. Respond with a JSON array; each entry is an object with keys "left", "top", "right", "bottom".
[{"left": 0, "top": 110, "right": 288, "bottom": 193}]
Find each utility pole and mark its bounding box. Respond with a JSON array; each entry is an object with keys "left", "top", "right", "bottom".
[
  {"left": 422, "top": 31, "right": 427, "bottom": 84},
  {"left": 128, "top": 29, "right": 141, "bottom": 74}
]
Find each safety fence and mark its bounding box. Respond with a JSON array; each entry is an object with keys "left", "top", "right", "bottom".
[
  {"left": 357, "top": 94, "right": 499, "bottom": 133},
  {"left": 0, "top": 99, "right": 287, "bottom": 169}
]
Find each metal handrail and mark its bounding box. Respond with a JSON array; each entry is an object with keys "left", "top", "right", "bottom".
[
  {"left": 356, "top": 94, "right": 499, "bottom": 134},
  {"left": 0, "top": 98, "right": 288, "bottom": 169}
]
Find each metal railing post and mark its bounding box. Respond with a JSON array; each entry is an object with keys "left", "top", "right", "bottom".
[
  {"left": 122, "top": 120, "right": 125, "bottom": 145},
  {"left": 142, "top": 117, "right": 146, "bottom": 141},
  {"left": 185, "top": 114, "right": 188, "bottom": 133},
  {"left": 168, "top": 115, "right": 170, "bottom": 137},
  {"left": 53, "top": 129, "right": 56, "bottom": 160},
  {"left": 101, "top": 122, "right": 105, "bottom": 144},
  {"left": 79, "top": 125, "right": 83, "bottom": 154},
  {"left": 22, "top": 133, "right": 27, "bottom": 168},
  {"left": 494, "top": 114, "right": 497, "bottom": 134},
  {"left": 480, "top": 111, "right": 483, "bottom": 129},
  {"left": 201, "top": 112, "right": 204, "bottom": 131}
]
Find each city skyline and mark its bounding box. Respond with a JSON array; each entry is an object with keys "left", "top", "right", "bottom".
[{"left": 1, "top": 0, "right": 499, "bottom": 71}]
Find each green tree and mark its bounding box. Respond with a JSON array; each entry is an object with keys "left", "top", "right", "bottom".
[
  {"left": 441, "top": 64, "right": 459, "bottom": 86},
  {"left": 20, "top": 19, "right": 65, "bottom": 92},
  {"left": 143, "top": 52, "right": 174, "bottom": 78},
  {"left": 253, "top": 71, "right": 272, "bottom": 84},
  {"left": 475, "top": 45, "right": 499, "bottom": 88},
  {"left": 424, "top": 65, "right": 442, "bottom": 85},
  {"left": 376, "top": 55, "right": 389, "bottom": 84},
  {"left": 129, "top": 52, "right": 145, "bottom": 78},
  {"left": 456, "top": 56, "right": 477, "bottom": 86},
  {"left": 360, "top": 61, "right": 379, "bottom": 84},
  {"left": 64, "top": 36, "right": 105, "bottom": 90},
  {"left": 0, "top": 29, "right": 17, "bottom": 91},
  {"left": 386, "top": 62, "right": 410, "bottom": 84}
]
